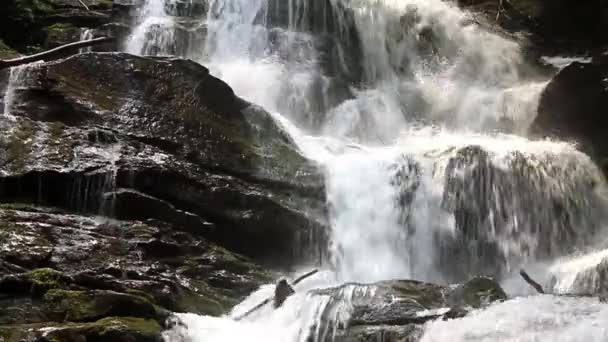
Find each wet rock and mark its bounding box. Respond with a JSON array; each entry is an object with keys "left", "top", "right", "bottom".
[
  {"left": 458, "top": 0, "right": 608, "bottom": 54},
  {"left": 43, "top": 289, "right": 165, "bottom": 322},
  {"left": 531, "top": 59, "right": 608, "bottom": 174},
  {"left": 308, "top": 277, "right": 506, "bottom": 342},
  {"left": 0, "top": 52, "right": 327, "bottom": 266},
  {"left": 0, "top": 0, "right": 115, "bottom": 53},
  {"left": 334, "top": 325, "right": 423, "bottom": 342},
  {"left": 0, "top": 205, "right": 273, "bottom": 320},
  {"left": 0, "top": 317, "right": 162, "bottom": 342},
  {"left": 437, "top": 145, "right": 605, "bottom": 282}
]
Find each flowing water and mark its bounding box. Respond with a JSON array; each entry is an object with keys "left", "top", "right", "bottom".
[{"left": 124, "top": 0, "right": 608, "bottom": 340}]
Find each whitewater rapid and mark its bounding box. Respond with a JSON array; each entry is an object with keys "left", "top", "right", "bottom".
[{"left": 123, "top": 0, "right": 608, "bottom": 340}]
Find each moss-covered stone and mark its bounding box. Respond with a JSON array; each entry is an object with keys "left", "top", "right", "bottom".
[
  {"left": 3, "top": 119, "right": 36, "bottom": 172},
  {"left": 0, "top": 317, "right": 162, "bottom": 342},
  {"left": 447, "top": 276, "right": 508, "bottom": 309},
  {"left": 28, "top": 268, "right": 73, "bottom": 294},
  {"left": 44, "top": 23, "right": 81, "bottom": 49},
  {"left": 45, "top": 317, "right": 162, "bottom": 342},
  {"left": 42, "top": 289, "right": 163, "bottom": 322},
  {"left": 0, "top": 40, "right": 20, "bottom": 59}
]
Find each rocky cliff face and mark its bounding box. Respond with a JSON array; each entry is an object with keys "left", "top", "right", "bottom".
[{"left": 0, "top": 44, "right": 327, "bottom": 342}]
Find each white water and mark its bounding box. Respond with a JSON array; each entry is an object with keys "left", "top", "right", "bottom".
[
  {"left": 78, "top": 28, "right": 95, "bottom": 53},
  {"left": 124, "top": 0, "right": 608, "bottom": 340}
]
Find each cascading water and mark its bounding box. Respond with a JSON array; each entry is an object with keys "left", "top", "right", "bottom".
[{"left": 124, "top": 0, "right": 608, "bottom": 340}]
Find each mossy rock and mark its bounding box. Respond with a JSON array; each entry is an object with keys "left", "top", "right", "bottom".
[
  {"left": 447, "top": 276, "right": 507, "bottom": 309},
  {"left": 27, "top": 268, "right": 74, "bottom": 294},
  {"left": 44, "top": 23, "right": 81, "bottom": 49},
  {"left": 0, "top": 317, "right": 162, "bottom": 342},
  {"left": 45, "top": 317, "right": 162, "bottom": 342},
  {"left": 0, "top": 40, "right": 20, "bottom": 59},
  {"left": 43, "top": 289, "right": 165, "bottom": 322}
]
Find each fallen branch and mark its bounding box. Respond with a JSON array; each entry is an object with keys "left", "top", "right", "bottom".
[
  {"left": 519, "top": 269, "right": 545, "bottom": 294},
  {"left": 77, "top": 0, "right": 90, "bottom": 11},
  {"left": 292, "top": 269, "right": 319, "bottom": 285},
  {"left": 0, "top": 37, "right": 115, "bottom": 70},
  {"left": 234, "top": 269, "right": 319, "bottom": 321}
]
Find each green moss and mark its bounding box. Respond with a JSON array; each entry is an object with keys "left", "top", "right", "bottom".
[
  {"left": 0, "top": 40, "right": 19, "bottom": 59},
  {"left": 27, "top": 268, "right": 72, "bottom": 294},
  {"left": 0, "top": 323, "right": 43, "bottom": 342},
  {"left": 461, "top": 277, "right": 507, "bottom": 308},
  {"left": 48, "top": 121, "right": 65, "bottom": 140},
  {"left": 0, "top": 202, "right": 34, "bottom": 211},
  {"left": 4, "top": 120, "right": 36, "bottom": 172},
  {"left": 93, "top": 317, "right": 161, "bottom": 335},
  {"left": 44, "top": 23, "right": 79, "bottom": 48},
  {"left": 44, "top": 289, "right": 98, "bottom": 321},
  {"left": 177, "top": 289, "right": 230, "bottom": 316},
  {"left": 43, "top": 289, "right": 163, "bottom": 323},
  {"left": 125, "top": 288, "right": 156, "bottom": 303}
]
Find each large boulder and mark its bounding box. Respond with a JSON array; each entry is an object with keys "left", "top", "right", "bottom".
[
  {"left": 530, "top": 58, "right": 608, "bottom": 173},
  {"left": 306, "top": 277, "right": 506, "bottom": 342},
  {"left": 0, "top": 52, "right": 327, "bottom": 265}
]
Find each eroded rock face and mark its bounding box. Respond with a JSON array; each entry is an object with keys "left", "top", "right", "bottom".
[
  {"left": 0, "top": 52, "right": 328, "bottom": 265},
  {"left": 0, "top": 52, "right": 328, "bottom": 339},
  {"left": 0, "top": 204, "right": 277, "bottom": 340}
]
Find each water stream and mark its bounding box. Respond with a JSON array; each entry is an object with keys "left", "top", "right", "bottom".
[{"left": 124, "top": 0, "right": 608, "bottom": 340}]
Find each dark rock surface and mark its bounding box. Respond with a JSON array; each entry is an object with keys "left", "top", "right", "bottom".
[
  {"left": 530, "top": 59, "right": 608, "bottom": 173},
  {"left": 0, "top": 0, "right": 118, "bottom": 54},
  {"left": 457, "top": 0, "right": 608, "bottom": 55},
  {"left": 0, "top": 51, "right": 327, "bottom": 340},
  {"left": 0, "top": 204, "right": 272, "bottom": 339},
  {"left": 0, "top": 52, "right": 327, "bottom": 265}
]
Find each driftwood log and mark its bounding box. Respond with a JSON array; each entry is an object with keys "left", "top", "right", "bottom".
[
  {"left": 0, "top": 37, "right": 116, "bottom": 70},
  {"left": 234, "top": 269, "right": 319, "bottom": 321}
]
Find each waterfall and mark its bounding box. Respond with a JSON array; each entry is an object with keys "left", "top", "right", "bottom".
[
  {"left": 79, "top": 28, "right": 95, "bottom": 53},
  {"left": 123, "top": 0, "right": 608, "bottom": 340},
  {"left": 2, "top": 65, "right": 32, "bottom": 119}
]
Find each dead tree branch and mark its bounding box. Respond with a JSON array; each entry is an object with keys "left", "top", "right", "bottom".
[
  {"left": 78, "top": 0, "right": 90, "bottom": 11},
  {"left": 519, "top": 269, "right": 545, "bottom": 294},
  {"left": 234, "top": 269, "right": 319, "bottom": 321},
  {"left": 0, "top": 37, "right": 115, "bottom": 70}
]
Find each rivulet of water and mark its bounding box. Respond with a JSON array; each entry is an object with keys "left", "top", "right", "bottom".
[{"left": 123, "top": 0, "right": 608, "bottom": 341}]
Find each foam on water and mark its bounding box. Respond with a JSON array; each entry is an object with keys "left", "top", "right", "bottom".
[{"left": 420, "top": 295, "right": 608, "bottom": 342}]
